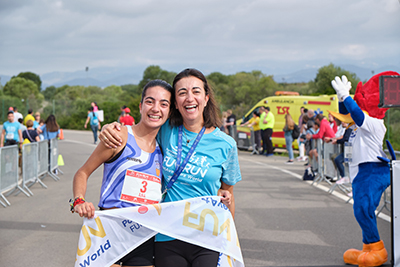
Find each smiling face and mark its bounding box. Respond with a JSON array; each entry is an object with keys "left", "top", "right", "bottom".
[
  {"left": 139, "top": 86, "right": 171, "bottom": 129},
  {"left": 174, "top": 76, "right": 209, "bottom": 129}
]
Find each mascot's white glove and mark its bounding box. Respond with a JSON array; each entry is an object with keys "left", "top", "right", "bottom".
[{"left": 331, "top": 75, "right": 351, "bottom": 102}]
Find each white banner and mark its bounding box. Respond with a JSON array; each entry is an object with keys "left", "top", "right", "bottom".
[{"left": 75, "top": 196, "right": 245, "bottom": 267}]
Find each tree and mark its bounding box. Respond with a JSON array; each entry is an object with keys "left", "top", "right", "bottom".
[
  {"left": 138, "top": 66, "right": 176, "bottom": 89},
  {"left": 15, "top": 72, "right": 42, "bottom": 91},
  {"left": 43, "top": 86, "right": 57, "bottom": 100},
  {"left": 310, "top": 63, "right": 360, "bottom": 95},
  {"left": 3, "top": 77, "right": 41, "bottom": 101}
]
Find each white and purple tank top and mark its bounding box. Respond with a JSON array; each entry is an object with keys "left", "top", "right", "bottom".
[{"left": 98, "top": 127, "right": 163, "bottom": 209}]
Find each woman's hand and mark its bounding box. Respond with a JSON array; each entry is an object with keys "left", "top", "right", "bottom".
[
  {"left": 218, "top": 189, "right": 232, "bottom": 209},
  {"left": 99, "top": 122, "right": 123, "bottom": 148},
  {"left": 74, "top": 202, "right": 96, "bottom": 219}
]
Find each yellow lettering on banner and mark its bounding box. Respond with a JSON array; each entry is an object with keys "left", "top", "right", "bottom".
[
  {"left": 88, "top": 217, "right": 106, "bottom": 237},
  {"left": 77, "top": 217, "right": 106, "bottom": 256},
  {"left": 152, "top": 204, "right": 162, "bottom": 215},
  {"left": 183, "top": 202, "right": 219, "bottom": 236},
  {"left": 77, "top": 226, "right": 91, "bottom": 256},
  {"left": 227, "top": 255, "right": 233, "bottom": 267},
  {"left": 219, "top": 218, "right": 231, "bottom": 241}
]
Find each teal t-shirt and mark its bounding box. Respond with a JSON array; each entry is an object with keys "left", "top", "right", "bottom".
[
  {"left": 155, "top": 121, "right": 242, "bottom": 242},
  {"left": 3, "top": 121, "right": 21, "bottom": 142},
  {"left": 88, "top": 112, "right": 99, "bottom": 126}
]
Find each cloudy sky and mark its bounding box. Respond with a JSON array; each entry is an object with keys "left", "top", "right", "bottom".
[{"left": 1, "top": 0, "right": 399, "bottom": 78}]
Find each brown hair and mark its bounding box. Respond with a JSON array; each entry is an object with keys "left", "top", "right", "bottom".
[
  {"left": 170, "top": 68, "right": 221, "bottom": 128},
  {"left": 285, "top": 113, "right": 295, "bottom": 130},
  {"left": 44, "top": 115, "right": 59, "bottom": 132},
  {"left": 26, "top": 120, "right": 34, "bottom": 128}
]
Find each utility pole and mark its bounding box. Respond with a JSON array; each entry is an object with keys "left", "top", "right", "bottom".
[{"left": 86, "top": 66, "right": 89, "bottom": 87}]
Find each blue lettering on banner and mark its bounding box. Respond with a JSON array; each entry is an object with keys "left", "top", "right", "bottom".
[
  {"left": 121, "top": 220, "right": 142, "bottom": 233},
  {"left": 201, "top": 197, "right": 228, "bottom": 210},
  {"left": 79, "top": 239, "right": 111, "bottom": 267}
]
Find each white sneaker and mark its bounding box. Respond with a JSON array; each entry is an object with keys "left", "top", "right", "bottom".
[
  {"left": 336, "top": 176, "right": 350, "bottom": 185},
  {"left": 297, "top": 156, "right": 307, "bottom": 162}
]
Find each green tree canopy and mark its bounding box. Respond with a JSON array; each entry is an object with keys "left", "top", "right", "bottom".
[
  {"left": 3, "top": 77, "right": 41, "bottom": 101},
  {"left": 309, "top": 63, "right": 360, "bottom": 95},
  {"left": 138, "top": 65, "right": 177, "bottom": 89},
  {"left": 15, "top": 72, "right": 42, "bottom": 91}
]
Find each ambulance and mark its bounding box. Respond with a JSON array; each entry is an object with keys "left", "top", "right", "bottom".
[{"left": 235, "top": 92, "right": 340, "bottom": 150}]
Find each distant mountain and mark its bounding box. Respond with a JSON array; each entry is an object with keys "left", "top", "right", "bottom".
[
  {"left": 41, "top": 66, "right": 144, "bottom": 88},
  {"left": 273, "top": 68, "right": 318, "bottom": 83}
]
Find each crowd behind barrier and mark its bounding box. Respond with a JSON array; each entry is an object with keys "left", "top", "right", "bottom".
[
  {"left": 0, "top": 138, "right": 62, "bottom": 208},
  {"left": 235, "top": 127, "right": 394, "bottom": 213}
]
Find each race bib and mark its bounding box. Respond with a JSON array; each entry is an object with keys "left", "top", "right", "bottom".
[
  {"left": 120, "top": 170, "right": 161, "bottom": 205},
  {"left": 344, "top": 142, "right": 353, "bottom": 163},
  {"left": 6, "top": 133, "right": 14, "bottom": 140}
]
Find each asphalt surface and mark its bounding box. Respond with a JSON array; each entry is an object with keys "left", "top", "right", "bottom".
[{"left": 0, "top": 129, "right": 392, "bottom": 266}]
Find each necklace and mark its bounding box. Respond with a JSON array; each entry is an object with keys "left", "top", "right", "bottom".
[{"left": 183, "top": 129, "right": 192, "bottom": 145}]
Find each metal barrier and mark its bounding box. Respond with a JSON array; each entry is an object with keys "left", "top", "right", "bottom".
[
  {"left": 49, "top": 138, "right": 63, "bottom": 180},
  {"left": 21, "top": 142, "right": 47, "bottom": 194},
  {"left": 0, "top": 145, "right": 30, "bottom": 207},
  {"left": 38, "top": 140, "right": 50, "bottom": 181}
]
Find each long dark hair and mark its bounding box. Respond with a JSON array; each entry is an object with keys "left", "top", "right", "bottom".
[
  {"left": 45, "top": 114, "right": 59, "bottom": 132},
  {"left": 170, "top": 68, "right": 221, "bottom": 128}
]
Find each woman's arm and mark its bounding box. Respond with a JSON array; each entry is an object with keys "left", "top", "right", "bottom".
[
  {"left": 84, "top": 116, "right": 90, "bottom": 129},
  {"left": 72, "top": 129, "right": 126, "bottom": 218}
]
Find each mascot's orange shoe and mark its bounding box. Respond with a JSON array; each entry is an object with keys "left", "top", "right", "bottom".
[
  {"left": 357, "top": 240, "right": 387, "bottom": 267},
  {"left": 343, "top": 243, "right": 371, "bottom": 265}
]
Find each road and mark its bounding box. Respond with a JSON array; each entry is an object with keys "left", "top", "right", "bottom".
[{"left": 0, "top": 129, "right": 392, "bottom": 266}]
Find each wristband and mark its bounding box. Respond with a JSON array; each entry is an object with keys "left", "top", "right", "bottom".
[{"left": 69, "top": 197, "right": 85, "bottom": 213}]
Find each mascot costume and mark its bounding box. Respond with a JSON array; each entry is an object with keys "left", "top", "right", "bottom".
[{"left": 331, "top": 71, "right": 399, "bottom": 267}]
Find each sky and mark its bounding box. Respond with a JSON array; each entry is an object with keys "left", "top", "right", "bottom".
[{"left": 1, "top": 0, "right": 399, "bottom": 79}]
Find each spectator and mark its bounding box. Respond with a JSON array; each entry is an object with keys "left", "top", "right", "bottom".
[
  {"left": 22, "top": 120, "right": 40, "bottom": 143},
  {"left": 13, "top": 106, "right": 23, "bottom": 123},
  {"left": 18, "top": 118, "right": 27, "bottom": 132},
  {"left": 33, "top": 112, "right": 41, "bottom": 129},
  {"left": 1, "top": 111, "right": 22, "bottom": 148},
  {"left": 91, "top": 102, "right": 99, "bottom": 112},
  {"left": 117, "top": 105, "right": 127, "bottom": 123},
  {"left": 297, "top": 107, "right": 307, "bottom": 161},
  {"left": 328, "top": 113, "right": 338, "bottom": 133},
  {"left": 304, "top": 120, "right": 319, "bottom": 166},
  {"left": 220, "top": 111, "right": 229, "bottom": 134},
  {"left": 240, "top": 111, "right": 261, "bottom": 153},
  {"left": 225, "top": 109, "right": 236, "bottom": 137},
  {"left": 306, "top": 114, "right": 335, "bottom": 166},
  {"left": 120, "top": 107, "right": 135, "bottom": 126},
  {"left": 283, "top": 113, "right": 295, "bottom": 164},
  {"left": 259, "top": 106, "right": 275, "bottom": 156},
  {"left": 23, "top": 109, "right": 35, "bottom": 125},
  {"left": 84, "top": 107, "right": 101, "bottom": 144},
  {"left": 38, "top": 115, "right": 60, "bottom": 140}
]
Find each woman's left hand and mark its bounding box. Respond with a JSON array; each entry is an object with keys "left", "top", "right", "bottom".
[{"left": 218, "top": 189, "right": 232, "bottom": 208}]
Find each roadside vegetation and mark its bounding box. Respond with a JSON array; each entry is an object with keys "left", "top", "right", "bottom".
[{"left": 1, "top": 64, "right": 399, "bottom": 150}]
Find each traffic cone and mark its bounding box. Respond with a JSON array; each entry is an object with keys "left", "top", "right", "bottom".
[
  {"left": 59, "top": 129, "right": 64, "bottom": 140},
  {"left": 58, "top": 154, "right": 65, "bottom": 166}
]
